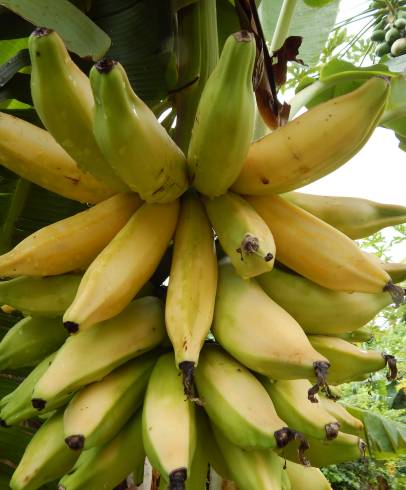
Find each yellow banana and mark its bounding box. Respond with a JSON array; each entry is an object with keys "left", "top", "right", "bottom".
[
  {"left": 212, "top": 262, "right": 330, "bottom": 394},
  {"left": 283, "top": 191, "right": 406, "bottom": 239},
  {"left": 232, "top": 77, "right": 390, "bottom": 195},
  {"left": 262, "top": 378, "right": 340, "bottom": 440},
  {"left": 0, "top": 112, "right": 114, "bottom": 204},
  {"left": 258, "top": 266, "right": 392, "bottom": 335},
  {"left": 285, "top": 461, "right": 332, "bottom": 490},
  {"left": 187, "top": 31, "right": 256, "bottom": 197},
  {"left": 194, "top": 344, "right": 299, "bottom": 451},
  {"left": 90, "top": 59, "right": 188, "bottom": 203},
  {"left": 308, "top": 335, "right": 397, "bottom": 385},
  {"left": 318, "top": 395, "right": 364, "bottom": 436},
  {"left": 142, "top": 352, "right": 197, "bottom": 489},
  {"left": 247, "top": 195, "right": 403, "bottom": 301},
  {"left": 63, "top": 200, "right": 179, "bottom": 332},
  {"left": 32, "top": 297, "right": 165, "bottom": 409},
  {"left": 29, "top": 28, "right": 127, "bottom": 192},
  {"left": 204, "top": 192, "right": 275, "bottom": 278},
  {"left": 165, "top": 193, "right": 217, "bottom": 398},
  {"left": 0, "top": 193, "right": 142, "bottom": 277}
]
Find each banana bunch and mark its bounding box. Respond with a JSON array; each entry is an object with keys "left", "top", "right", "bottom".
[{"left": 0, "top": 22, "right": 404, "bottom": 490}]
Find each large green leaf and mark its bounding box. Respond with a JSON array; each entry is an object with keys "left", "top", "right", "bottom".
[{"left": 0, "top": 0, "right": 111, "bottom": 59}]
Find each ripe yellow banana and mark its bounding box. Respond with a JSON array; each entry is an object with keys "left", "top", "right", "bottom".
[
  {"left": 187, "top": 31, "right": 256, "bottom": 197},
  {"left": 63, "top": 200, "right": 179, "bottom": 332},
  {"left": 283, "top": 192, "right": 406, "bottom": 239},
  {"left": 63, "top": 354, "right": 156, "bottom": 450},
  {"left": 165, "top": 193, "right": 217, "bottom": 398},
  {"left": 0, "top": 193, "right": 142, "bottom": 277},
  {"left": 262, "top": 378, "right": 340, "bottom": 440},
  {"left": 10, "top": 410, "right": 80, "bottom": 490},
  {"left": 32, "top": 297, "right": 165, "bottom": 409},
  {"left": 29, "top": 28, "right": 127, "bottom": 192},
  {"left": 204, "top": 192, "right": 275, "bottom": 278},
  {"left": 308, "top": 335, "right": 397, "bottom": 385},
  {"left": 212, "top": 262, "right": 330, "bottom": 395},
  {"left": 285, "top": 461, "right": 332, "bottom": 490},
  {"left": 0, "top": 112, "right": 114, "bottom": 204},
  {"left": 281, "top": 431, "right": 366, "bottom": 468},
  {"left": 318, "top": 395, "right": 364, "bottom": 436},
  {"left": 247, "top": 195, "right": 403, "bottom": 301},
  {"left": 142, "top": 352, "right": 197, "bottom": 489},
  {"left": 232, "top": 77, "right": 390, "bottom": 195},
  {"left": 258, "top": 266, "right": 392, "bottom": 335},
  {"left": 194, "top": 344, "right": 299, "bottom": 451},
  {"left": 90, "top": 59, "right": 188, "bottom": 203}
]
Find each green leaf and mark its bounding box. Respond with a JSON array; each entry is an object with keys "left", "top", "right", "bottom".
[
  {"left": 302, "top": 0, "right": 336, "bottom": 7},
  {"left": 0, "top": 0, "right": 111, "bottom": 60},
  {"left": 0, "top": 49, "right": 30, "bottom": 87}
]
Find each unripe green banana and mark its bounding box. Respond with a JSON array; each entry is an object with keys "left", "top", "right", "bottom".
[
  {"left": 258, "top": 267, "right": 392, "bottom": 335},
  {"left": 0, "top": 353, "right": 71, "bottom": 427},
  {"left": 63, "top": 200, "right": 179, "bottom": 332},
  {"left": 201, "top": 412, "right": 233, "bottom": 481},
  {"left": 63, "top": 354, "right": 156, "bottom": 451},
  {"left": 0, "top": 112, "right": 115, "bottom": 204},
  {"left": 212, "top": 262, "right": 330, "bottom": 390},
  {"left": 29, "top": 28, "right": 127, "bottom": 192},
  {"left": 262, "top": 378, "right": 340, "bottom": 440},
  {"left": 285, "top": 461, "right": 332, "bottom": 490},
  {"left": 0, "top": 274, "right": 82, "bottom": 317},
  {"left": 90, "top": 59, "right": 188, "bottom": 203},
  {"left": 308, "top": 335, "right": 396, "bottom": 385},
  {"left": 282, "top": 192, "right": 406, "bottom": 239},
  {"left": 32, "top": 297, "right": 165, "bottom": 409},
  {"left": 381, "top": 260, "right": 406, "bottom": 283},
  {"left": 0, "top": 316, "right": 67, "bottom": 370},
  {"left": 10, "top": 410, "right": 80, "bottom": 490},
  {"left": 58, "top": 410, "right": 145, "bottom": 490},
  {"left": 232, "top": 77, "right": 390, "bottom": 195},
  {"left": 281, "top": 431, "right": 366, "bottom": 468},
  {"left": 0, "top": 193, "right": 142, "bottom": 277},
  {"left": 204, "top": 192, "right": 275, "bottom": 278},
  {"left": 142, "top": 352, "right": 197, "bottom": 489},
  {"left": 195, "top": 344, "right": 297, "bottom": 451},
  {"left": 165, "top": 193, "right": 217, "bottom": 398},
  {"left": 187, "top": 31, "right": 256, "bottom": 197},
  {"left": 318, "top": 395, "right": 364, "bottom": 436},
  {"left": 335, "top": 326, "right": 374, "bottom": 343},
  {"left": 212, "top": 425, "right": 289, "bottom": 490}
]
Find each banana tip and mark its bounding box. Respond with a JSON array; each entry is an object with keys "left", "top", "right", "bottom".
[
  {"left": 95, "top": 58, "right": 118, "bottom": 74},
  {"left": 169, "top": 468, "right": 187, "bottom": 490},
  {"left": 65, "top": 434, "right": 85, "bottom": 451},
  {"left": 179, "top": 361, "right": 202, "bottom": 404},
  {"left": 31, "top": 398, "right": 46, "bottom": 411},
  {"left": 64, "top": 321, "right": 79, "bottom": 334},
  {"left": 33, "top": 27, "right": 53, "bottom": 37}
]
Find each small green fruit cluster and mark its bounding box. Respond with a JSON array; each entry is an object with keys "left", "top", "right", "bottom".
[{"left": 370, "top": 0, "right": 406, "bottom": 57}]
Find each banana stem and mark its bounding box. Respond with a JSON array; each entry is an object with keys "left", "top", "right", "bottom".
[{"left": 269, "top": 0, "right": 299, "bottom": 53}]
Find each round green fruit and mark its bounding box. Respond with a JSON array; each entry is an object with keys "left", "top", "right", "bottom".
[
  {"left": 375, "top": 41, "right": 391, "bottom": 56},
  {"left": 371, "top": 29, "right": 386, "bottom": 41},
  {"left": 385, "top": 27, "right": 401, "bottom": 42},
  {"left": 391, "top": 36, "right": 406, "bottom": 55}
]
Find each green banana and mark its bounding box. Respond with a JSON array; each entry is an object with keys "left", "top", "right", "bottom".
[
  {"left": 142, "top": 352, "right": 196, "bottom": 489},
  {"left": 63, "top": 354, "right": 156, "bottom": 450},
  {"left": 201, "top": 412, "right": 233, "bottom": 481},
  {"left": 10, "top": 410, "right": 80, "bottom": 490},
  {"left": 0, "top": 111, "right": 115, "bottom": 204},
  {"left": 194, "top": 344, "right": 296, "bottom": 450},
  {"left": 0, "top": 316, "right": 67, "bottom": 370},
  {"left": 165, "top": 192, "right": 217, "bottom": 397},
  {"left": 58, "top": 410, "right": 145, "bottom": 490},
  {"left": 0, "top": 274, "right": 82, "bottom": 317},
  {"left": 258, "top": 266, "right": 392, "bottom": 335},
  {"left": 63, "top": 200, "right": 179, "bottom": 332},
  {"left": 212, "top": 262, "right": 330, "bottom": 389},
  {"left": 232, "top": 77, "right": 390, "bottom": 195},
  {"left": 285, "top": 461, "right": 332, "bottom": 490},
  {"left": 90, "top": 59, "right": 188, "bottom": 203},
  {"left": 335, "top": 326, "right": 373, "bottom": 343},
  {"left": 318, "top": 395, "right": 364, "bottom": 436},
  {"left": 281, "top": 467, "right": 291, "bottom": 490},
  {"left": 204, "top": 193, "right": 275, "bottom": 278},
  {"left": 283, "top": 192, "right": 406, "bottom": 239},
  {"left": 281, "top": 431, "right": 366, "bottom": 468},
  {"left": 0, "top": 193, "right": 142, "bottom": 277},
  {"left": 0, "top": 353, "right": 71, "bottom": 427},
  {"left": 29, "top": 28, "right": 127, "bottom": 192},
  {"left": 381, "top": 261, "right": 406, "bottom": 283},
  {"left": 308, "top": 335, "right": 396, "bottom": 385},
  {"left": 32, "top": 297, "right": 165, "bottom": 409},
  {"left": 187, "top": 31, "right": 256, "bottom": 197},
  {"left": 212, "top": 425, "right": 289, "bottom": 490},
  {"left": 262, "top": 378, "right": 340, "bottom": 440}
]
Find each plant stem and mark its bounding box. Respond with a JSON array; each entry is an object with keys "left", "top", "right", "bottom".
[{"left": 270, "top": 0, "right": 299, "bottom": 52}]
